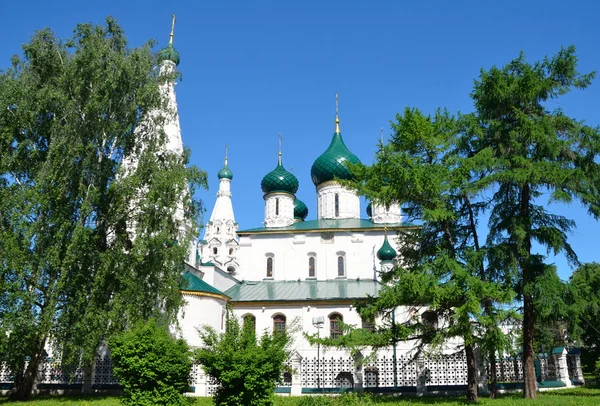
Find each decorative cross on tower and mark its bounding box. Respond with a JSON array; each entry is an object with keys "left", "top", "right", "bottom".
[{"left": 169, "top": 14, "right": 176, "bottom": 44}]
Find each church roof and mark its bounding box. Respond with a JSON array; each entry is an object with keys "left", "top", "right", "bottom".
[
  {"left": 224, "top": 279, "right": 380, "bottom": 302},
  {"left": 181, "top": 272, "right": 228, "bottom": 297},
  {"left": 238, "top": 218, "right": 409, "bottom": 235}
]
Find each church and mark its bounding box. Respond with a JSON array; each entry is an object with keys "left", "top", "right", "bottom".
[{"left": 151, "top": 21, "right": 581, "bottom": 396}]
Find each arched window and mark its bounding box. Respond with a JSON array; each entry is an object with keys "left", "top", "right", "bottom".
[
  {"left": 334, "top": 193, "right": 340, "bottom": 217},
  {"left": 337, "top": 255, "right": 345, "bottom": 277},
  {"left": 213, "top": 247, "right": 218, "bottom": 255},
  {"left": 229, "top": 248, "right": 234, "bottom": 255},
  {"left": 422, "top": 311, "right": 438, "bottom": 329},
  {"left": 330, "top": 313, "right": 343, "bottom": 339},
  {"left": 273, "top": 314, "right": 286, "bottom": 333},
  {"left": 308, "top": 256, "right": 316, "bottom": 278},
  {"left": 243, "top": 314, "right": 256, "bottom": 333},
  {"left": 275, "top": 198, "right": 279, "bottom": 215},
  {"left": 266, "top": 257, "right": 273, "bottom": 278}
]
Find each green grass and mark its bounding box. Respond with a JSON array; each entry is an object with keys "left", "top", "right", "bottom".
[{"left": 1, "top": 387, "right": 599, "bottom": 406}]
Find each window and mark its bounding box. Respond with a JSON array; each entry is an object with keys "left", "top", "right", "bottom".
[
  {"left": 266, "top": 257, "right": 273, "bottom": 277},
  {"left": 330, "top": 313, "right": 343, "bottom": 339},
  {"left": 361, "top": 317, "right": 375, "bottom": 332},
  {"left": 213, "top": 247, "right": 218, "bottom": 255},
  {"left": 229, "top": 248, "right": 234, "bottom": 255},
  {"left": 308, "top": 256, "right": 316, "bottom": 277},
  {"left": 337, "top": 255, "right": 345, "bottom": 277},
  {"left": 273, "top": 314, "right": 286, "bottom": 333},
  {"left": 334, "top": 194, "right": 339, "bottom": 217},
  {"left": 243, "top": 314, "right": 256, "bottom": 332},
  {"left": 422, "top": 311, "right": 438, "bottom": 329},
  {"left": 275, "top": 198, "right": 279, "bottom": 215}
]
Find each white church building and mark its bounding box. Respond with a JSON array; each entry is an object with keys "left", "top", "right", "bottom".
[{"left": 155, "top": 23, "right": 581, "bottom": 395}]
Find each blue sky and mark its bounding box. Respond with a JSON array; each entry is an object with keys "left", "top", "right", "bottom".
[{"left": 1, "top": 0, "right": 599, "bottom": 280}]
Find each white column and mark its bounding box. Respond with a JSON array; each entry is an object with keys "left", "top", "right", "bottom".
[
  {"left": 264, "top": 193, "right": 295, "bottom": 227},
  {"left": 316, "top": 182, "right": 360, "bottom": 220}
]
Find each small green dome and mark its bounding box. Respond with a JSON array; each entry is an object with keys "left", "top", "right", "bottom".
[
  {"left": 311, "top": 132, "right": 361, "bottom": 186},
  {"left": 366, "top": 202, "right": 372, "bottom": 218},
  {"left": 294, "top": 198, "right": 309, "bottom": 221},
  {"left": 218, "top": 164, "right": 233, "bottom": 180},
  {"left": 261, "top": 163, "right": 299, "bottom": 195},
  {"left": 377, "top": 235, "right": 397, "bottom": 262},
  {"left": 157, "top": 44, "right": 180, "bottom": 66}
]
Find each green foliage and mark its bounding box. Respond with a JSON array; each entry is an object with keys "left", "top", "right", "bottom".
[
  {"left": 342, "top": 108, "right": 516, "bottom": 402},
  {"left": 109, "top": 320, "right": 192, "bottom": 406},
  {"left": 570, "top": 262, "right": 600, "bottom": 372},
  {"left": 195, "top": 313, "right": 291, "bottom": 406},
  {"left": 469, "top": 46, "right": 600, "bottom": 397},
  {"left": 0, "top": 17, "right": 207, "bottom": 399}
]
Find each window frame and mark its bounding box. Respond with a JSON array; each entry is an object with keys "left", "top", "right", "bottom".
[
  {"left": 329, "top": 313, "right": 343, "bottom": 339},
  {"left": 273, "top": 314, "right": 286, "bottom": 333},
  {"left": 308, "top": 256, "right": 316, "bottom": 278}
]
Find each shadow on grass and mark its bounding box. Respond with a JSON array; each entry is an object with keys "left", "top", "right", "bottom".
[{"left": 0, "top": 395, "right": 121, "bottom": 404}]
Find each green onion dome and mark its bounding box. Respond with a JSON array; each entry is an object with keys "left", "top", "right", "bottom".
[
  {"left": 218, "top": 164, "right": 233, "bottom": 180},
  {"left": 294, "top": 198, "right": 309, "bottom": 221},
  {"left": 366, "top": 202, "right": 372, "bottom": 218},
  {"left": 261, "top": 162, "right": 299, "bottom": 195},
  {"left": 377, "top": 235, "right": 397, "bottom": 262},
  {"left": 311, "top": 130, "right": 361, "bottom": 186},
  {"left": 157, "top": 43, "right": 180, "bottom": 66}
]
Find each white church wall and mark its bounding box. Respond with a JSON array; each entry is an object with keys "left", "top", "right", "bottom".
[
  {"left": 237, "top": 230, "right": 397, "bottom": 281},
  {"left": 179, "top": 294, "right": 226, "bottom": 348}
]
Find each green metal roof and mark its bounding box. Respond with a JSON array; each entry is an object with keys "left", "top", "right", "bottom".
[
  {"left": 224, "top": 279, "right": 380, "bottom": 302},
  {"left": 294, "top": 198, "right": 309, "bottom": 221},
  {"left": 377, "top": 235, "right": 397, "bottom": 261},
  {"left": 261, "top": 162, "right": 299, "bottom": 195},
  {"left": 181, "top": 272, "right": 227, "bottom": 296},
  {"left": 218, "top": 164, "right": 233, "bottom": 180},
  {"left": 157, "top": 43, "right": 180, "bottom": 66},
  {"left": 311, "top": 131, "right": 361, "bottom": 186},
  {"left": 238, "top": 218, "right": 407, "bottom": 234}
]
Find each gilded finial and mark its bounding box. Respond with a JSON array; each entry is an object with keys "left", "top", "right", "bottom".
[
  {"left": 335, "top": 93, "right": 340, "bottom": 133},
  {"left": 278, "top": 133, "right": 283, "bottom": 165},
  {"left": 169, "top": 14, "right": 176, "bottom": 45},
  {"left": 384, "top": 225, "right": 388, "bottom": 237},
  {"left": 225, "top": 145, "right": 229, "bottom": 166}
]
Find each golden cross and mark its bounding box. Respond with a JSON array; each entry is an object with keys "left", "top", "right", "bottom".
[
  {"left": 169, "top": 14, "right": 176, "bottom": 44},
  {"left": 225, "top": 145, "right": 229, "bottom": 166}
]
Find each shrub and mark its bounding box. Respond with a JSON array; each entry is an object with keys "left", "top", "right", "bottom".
[
  {"left": 109, "top": 319, "right": 192, "bottom": 406},
  {"left": 195, "top": 313, "right": 290, "bottom": 406}
]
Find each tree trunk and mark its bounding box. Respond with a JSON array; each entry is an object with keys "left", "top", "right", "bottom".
[
  {"left": 9, "top": 340, "right": 45, "bottom": 401},
  {"left": 489, "top": 348, "right": 497, "bottom": 399},
  {"left": 523, "top": 292, "right": 537, "bottom": 398},
  {"left": 465, "top": 344, "right": 478, "bottom": 402}
]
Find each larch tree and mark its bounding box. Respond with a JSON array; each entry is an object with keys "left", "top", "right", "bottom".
[
  {"left": 470, "top": 46, "right": 600, "bottom": 398},
  {"left": 340, "top": 108, "right": 515, "bottom": 402},
  {"left": 0, "top": 18, "right": 207, "bottom": 400}
]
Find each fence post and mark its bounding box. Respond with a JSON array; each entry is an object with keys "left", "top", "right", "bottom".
[
  {"left": 552, "top": 347, "right": 572, "bottom": 387},
  {"left": 353, "top": 351, "right": 364, "bottom": 392},
  {"left": 568, "top": 348, "right": 584, "bottom": 385},
  {"left": 290, "top": 351, "right": 303, "bottom": 396},
  {"left": 475, "top": 347, "right": 489, "bottom": 395},
  {"left": 415, "top": 357, "right": 427, "bottom": 396}
]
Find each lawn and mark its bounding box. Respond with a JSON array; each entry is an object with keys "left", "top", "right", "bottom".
[{"left": 0, "top": 387, "right": 599, "bottom": 405}]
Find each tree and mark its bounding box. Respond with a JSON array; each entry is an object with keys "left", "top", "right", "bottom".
[
  {"left": 0, "top": 18, "right": 206, "bottom": 400},
  {"left": 195, "top": 313, "right": 291, "bottom": 406},
  {"left": 338, "top": 108, "right": 515, "bottom": 402},
  {"left": 109, "top": 319, "right": 191, "bottom": 406},
  {"left": 470, "top": 46, "right": 600, "bottom": 398},
  {"left": 570, "top": 262, "right": 600, "bottom": 373}
]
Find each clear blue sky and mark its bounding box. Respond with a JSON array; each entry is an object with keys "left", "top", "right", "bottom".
[{"left": 1, "top": 0, "right": 599, "bottom": 280}]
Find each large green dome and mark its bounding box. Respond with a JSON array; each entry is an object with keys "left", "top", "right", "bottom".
[
  {"left": 294, "top": 198, "right": 308, "bottom": 221},
  {"left": 218, "top": 164, "right": 233, "bottom": 180},
  {"left": 157, "top": 44, "right": 180, "bottom": 66},
  {"left": 311, "top": 131, "right": 361, "bottom": 186},
  {"left": 377, "top": 235, "right": 397, "bottom": 262},
  {"left": 261, "top": 163, "right": 299, "bottom": 195}
]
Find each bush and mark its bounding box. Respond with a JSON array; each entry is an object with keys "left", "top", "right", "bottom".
[
  {"left": 109, "top": 319, "right": 192, "bottom": 406},
  {"left": 195, "top": 313, "right": 290, "bottom": 406}
]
